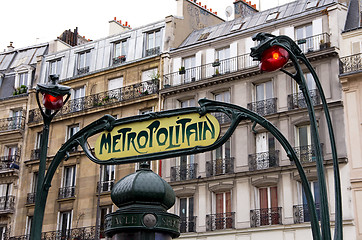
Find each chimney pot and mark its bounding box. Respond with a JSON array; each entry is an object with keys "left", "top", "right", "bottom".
[
  {"left": 114, "top": 17, "right": 117, "bottom": 21},
  {"left": 215, "top": 11, "right": 217, "bottom": 14},
  {"left": 125, "top": 21, "right": 128, "bottom": 26}
]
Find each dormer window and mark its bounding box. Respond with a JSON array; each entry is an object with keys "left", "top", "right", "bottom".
[
  {"left": 266, "top": 12, "right": 279, "bottom": 22},
  {"left": 306, "top": 0, "right": 320, "bottom": 9},
  {"left": 14, "top": 65, "right": 33, "bottom": 93},
  {"left": 113, "top": 40, "right": 128, "bottom": 65},
  {"left": 198, "top": 32, "right": 211, "bottom": 41},
  {"left": 49, "top": 58, "right": 62, "bottom": 78},
  {"left": 231, "top": 22, "right": 245, "bottom": 31},
  {"left": 77, "top": 50, "right": 91, "bottom": 75},
  {"left": 145, "top": 30, "right": 161, "bottom": 57}
]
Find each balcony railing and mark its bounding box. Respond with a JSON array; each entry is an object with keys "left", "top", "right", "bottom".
[
  {"left": 96, "top": 180, "right": 114, "bottom": 193},
  {"left": 295, "top": 33, "right": 331, "bottom": 54},
  {"left": 247, "top": 98, "right": 277, "bottom": 116},
  {"left": 206, "top": 157, "right": 234, "bottom": 177},
  {"left": 250, "top": 207, "right": 282, "bottom": 227},
  {"left": 58, "top": 186, "right": 75, "bottom": 199},
  {"left": 30, "top": 149, "right": 41, "bottom": 160},
  {"left": 28, "top": 79, "right": 159, "bottom": 123},
  {"left": 339, "top": 52, "right": 362, "bottom": 75},
  {"left": 145, "top": 46, "right": 160, "bottom": 57},
  {"left": 76, "top": 66, "right": 90, "bottom": 75},
  {"left": 213, "top": 112, "right": 231, "bottom": 124},
  {"left": 163, "top": 53, "right": 257, "bottom": 87},
  {"left": 0, "top": 196, "right": 15, "bottom": 212},
  {"left": 293, "top": 204, "right": 321, "bottom": 224},
  {"left": 0, "top": 116, "right": 25, "bottom": 132},
  {"left": 248, "top": 150, "right": 279, "bottom": 171},
  {"left": 0, "top": 154, "right": 20, "bottom": 171},
  {"left": 170, "top": 163, "right": 197, "bottom": 182},
  {"left": 287, "top": 89, "right": 320, "bottom": 110},
  {"left": 26, "top": 192, "right": 36, "bottom": 205},
  {"left": 293, "top": 144, "right": 323, "bottom": 164},
  {"left": 112, "top": 55, "right": 126, "bottom": 65},
  {"left": 206, "top": 212, "right": 235, "bottom": 231},
  {"left": 180, "top": 216, "right": 197, "bottom": 233}
]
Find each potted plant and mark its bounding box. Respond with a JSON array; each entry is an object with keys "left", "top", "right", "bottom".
[
  {"left": 20, "top": 85, "right": 28, "bottom": 94},
  {"left": 319, "top": 39, "right": 330, "bottom": 50},
  {"left": 179, "top": 66, "right": 186, "bottom": 75},
  {"left": 213, "top": 69, "right": 220, "bottom": 77},
  {"left": 212, "top": 59, "right": 220, "bottom": 67}
]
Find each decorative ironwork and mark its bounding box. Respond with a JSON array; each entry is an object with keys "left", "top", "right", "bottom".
[
  {"left": 0, "top": 116, "right": 25, "bottom": 132},
  {"left": 339, "top": 52, "right": 362, "bottom": 75},
  {"left": 30, "top": 149, "right": 41, "bottom": 160},
  {"left": 77, "top": 66, "right": 90, "bottom": 75},
  {"left": 295, "top": 33, "right": 331, "bottom": 54},
  {"left": 170, "top": 163, "right": 197, "bottom": 182},
  {"left": 206, "top": 212, "right": 235, "bottom": 231},
  {"left": 112, "top": 56, "right": 126, "bottom": 65},
  {"left": 206, "top": 157, "right": 234, "bottom": 177},
  {"left": 250, "top": 207, "right": 282, "bottom": 227},
  {"left": 293, "top": 144, "right": 323, "bottom": 164},
  {"left": 97, "top": 180, "right": 114, "bottom": 193},
  {"left": 248, "top": 150, "right": 279, "bottom": 171},
  {"left": 247, "top": 98, "right": 277, "bottom": 116},
  {"left": 58, "top": 186, "right": 75, "bottom": 199},
  {"left": 28, "top": 79, "right": 159, "bottom": 123},
  {"left": 213, "top": 112, "right": 231, "bottom": 124},
  {"left": 145, "top": 47, "right": 160, "bottom": 57},
  {"left": 0, "top": 154, "right": 20, "bottom": 171},
  {"left": 180, "top": 216, "right": 197, "bottom": 233},
  {"left": 163, "top": 53, "right": 257, "bottom": 87},
  {"left": 288, "top": 89, "right": 320, "bottom": 110},
  {"left": 26, "top": 192, "right": 36, "bottom": 205},
  {"left": 0, "top": 196, "right": 15, "bottom": 212},
  {"left": 294, "top": 204, "right": 321, "bottom": 224}
]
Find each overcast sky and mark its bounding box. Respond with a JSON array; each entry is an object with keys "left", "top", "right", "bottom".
[{"left": 0, "top": 0, "right": 281, "bottom": 51}]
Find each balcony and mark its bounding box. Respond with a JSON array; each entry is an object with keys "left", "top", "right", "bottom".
[
  {"left": 170, "top": 163, "right": 197, "bottom": 182},
  {"left": 112, "top": 55, "right": 126, "bottom": 65},
  {"left": 206, "top": 157, "right": 234, "bottom": 177},
  {"left": 0, "top": 154, "right": 20, "bottom": 171},
  {"left": 163, "top": 53, "right": 257, "bottom": 87},
  {"left": 28, "top": 79, "right": 159, "bottom": 123},
  {"left": 287, "top": 89, "right": 320, "bottom": 110},
  {"left": 58, "top": 186, "right": 75, "bottom": 199},
  {"left": 76, "top": 66, "right": 90, "bottom": 75},
  {"left": 213, "top": 112, "right": 231, "bottom": 125},
  {"left": 145, "top": 46, "right": 160, "bottom": 57},
  {"left": 206, "top": 212, "right": 235, "bottom": 231},
  {"left": 293, "top": 144, "right": 323, "bottom": 164},
  {"left": 0, "top": 116, "right": 25, "bottom": 132},
  {"left": 30, "top": 149, "right": 41, "bottom": 160},
  {"left": 295, "top": 33, "right": 331, "bottom": 54},
  {"left": 180, "top": 216, "right": 197, "bottom": 233},
  {"left": 250, "top": 207, "right": 282, "bottom": 227},
  {"left": 97, "top": 180, "right": 114, "bottom": 193},
  {"left": 247, "top": 98, "right": 277, "bottom": 116},
  {"left": 26, "top": 192, "right": 36, "bottom": 205},
  {"left": 248, "top": 150, "right": 279, "bottom": 171},
  {"left": 293, "top": 204, "right": 321, "bottom": 224},
  {"left": 340, "top": 52, "right": 362, "bottom": 75},
  {"left": 0, "top": 196, "right": 15, "bottom": 213}
]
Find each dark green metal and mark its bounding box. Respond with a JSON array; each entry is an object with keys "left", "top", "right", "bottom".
[{"left": 251, "top": 33, "right": 342, "bottom": 240}]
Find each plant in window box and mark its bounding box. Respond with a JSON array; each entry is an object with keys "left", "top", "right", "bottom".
[
  {"left": 102, "top": 96, "right": 110, "bottom": 103},
  {"left": 212, "top": 59, "right": 220, "bottom": 67},
  {"left": 179, "top": 66, "right": 186, "bottom": 75},
  {"left": 20, "top": 85, "right": 28, "bottom": 94},
  {"left": 213, "top": 69, "right": 220, "bottom": 77}
]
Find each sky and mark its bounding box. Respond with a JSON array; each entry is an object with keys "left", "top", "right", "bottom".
[{"left": 0, "top": 0, "right": 280, "bottom": 51}]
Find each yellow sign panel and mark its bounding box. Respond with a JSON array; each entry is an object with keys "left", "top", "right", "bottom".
[{"left": 95, "top": 113, "right": 220, "bottom": 160}]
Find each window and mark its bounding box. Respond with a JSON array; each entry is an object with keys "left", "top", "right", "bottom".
[
  {"left": 352, "top": 41, "right": 362, "bottom": 54},
  {"left": 0, "top": 225, "right": 6, "bottom": 240},
  {"left": 25, "top": 216, "right": 33, "bottom": 237},
  {"left": 180, "top": 99, "right": 195, "bottom": 108},
  {"left": 306, "top": 0, "right": 320, "bottom": 9},
  {"left": 266, "top": 12, "right": 279, "bottom": 21},
  {"left": 176, "top": 155, "right": 195, "bottom": 181},
  {"left": 31, "top": 172, "right": 38, "bottom": 194},
  {"left": 49, "top": 58, "right": 62, "bottom": 77},
  {"left": 250, "top": 81, "right": 275, "bottom": 115},
  {"left": 295, "top": 124, "right": 316, "bottom": 163},
  {"left": 113, "top": 40, "right": 128, "bottom": 64},
  {"left": 256, "top": 81, "right": 273, "bottom": 102},
  {"left": 9, "top": 110, "right": 23, "bottom": 130},
  {"left": 139, "top": 108, "right": 153, "bottom": 115},
  {"left": 212, "top": 139, "right": 232, "bottom": 175},
  {"left": 296, "top": 24, "right": 313, "bottom": 52},
  {"left": 18, "top": 73, "right": 28, "bottom": 87},
  {"left": 214, "top": 91, "right": 230, "bottom": 103},
  {"left": 77, "top": 51, "right": 91, "bottom": 74},
  {"left": 296, "top": 124, "right": 312, "bottom": 147},
  {"left": 108, "top": 77, "right": 123, "bottom": 101},
  {"left": 257, "top": 186, "right": 279, "bottom": 225},
  {"left": 198, "top": 32, "right": 210, "bottom": 41},
  {"left": 215, "top": 47, "right": 230, "bottom": 74},
  {"left": 0, "top": 183, "right": 13, "bottom": 211},
  {"left": 99, "top": 165, "right": 115, "bottom": 192},
  {"left": 100, "top": 206, "right": 112, "bottom": 238},
  {"left": 4, "top": 145, "right": 18, "bottom": 162},
  {"left": 145, "top": 30, "right": 161, "bottom": 57},
  {"left": 59, "top": 166, "right": 76, "bottom": 199},
  {"left": 67, "top": 124, "right": 79, "bottom": 140},
  {"left": 70, "top": 86, "right": 85, "bottom": 112},
  {"left": 252, "top": 132, "right": 277, "bottom": 170},
  {"left": 231, "top": 22, "right": 244, "bottom": 31},
  {"left": 179, "top": 197, "right": 195, "bottom": 233},
  {"left": 215, "top": 191, "right": 232, "bottom": 229},
  {"left": 35, "top": 132, "right": 43, "bottom": 150},
  {"left": 182, "top": 56, "right": 196, "bottom": 82},
  {"left": 58, "top": 211, "right": 72, "bottom": 239},
  {"left": 298, "top": 181, "right": 320, "bottom": 222},
  {"left": 292, "top": 73, "right": 316, "bottom": 93},
  {"left": 142, "top": 68, "right": 158, "bottom": 82},
  {"left": 108, "top": 77, "right": 123, "bottom": 91}
]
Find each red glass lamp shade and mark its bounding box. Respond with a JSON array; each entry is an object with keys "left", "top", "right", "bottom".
[
  {"left": 259, "top": 45, "right": 289, "bottom": 72},
  {"left": 42, "top": 93, "right": 64, "bottom": 110}
]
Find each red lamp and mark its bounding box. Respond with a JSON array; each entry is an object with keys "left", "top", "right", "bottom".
[
  {"left": 259, "top": 45, "right": 289, "bottom": 72},
  {"left": 42, "top": 93, "right": 64, "bottom": 110}
]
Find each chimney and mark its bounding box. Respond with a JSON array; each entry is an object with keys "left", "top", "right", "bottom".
[
  {"left": 109, "top": 18, "right": 131, "bottom": 36},
  {"left": 7, "top": 42, "right": 14, "bottom": 51},
  {"left": 234, "top": 0, "right": 258, "bottom": 19}
]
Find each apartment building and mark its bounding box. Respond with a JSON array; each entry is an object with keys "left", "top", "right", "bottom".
[
  {"left": 339, "top": 0, "right": 362, "bottom": 239},
  {"left": 160, "top": 0, "right": 356, "bottom": 239},
  {"left": 10, "top": 0, "right": 223, "bottom": 238}
]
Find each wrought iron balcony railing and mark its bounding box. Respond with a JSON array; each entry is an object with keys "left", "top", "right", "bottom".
[
  {"left": 112, "top": 55, "right": 126, "bottom": 65},
  {"left": 30, "top": 149, "right": 41, "bottom": 160},
  {"left": 180, "top": 216, "right": 197, "bottom": 233},
  {"left": 339, "top": 52, "right": 362, "bottom": 75},
  {"left": 206, "top": 157, "right": 234, "bottom": 177},
  {"left": 0, "top": 154, "right": 20, "bottom": 171},
  {"left": 0, "top": 196, "right": 15, "bottom": 212},
  {"left": 170, "top": 163, "right": 197, "bottom": 182},
  {"left": 213, "top": 112, "right": 231, "bottom": 124},
  {"left": 248, "top": 150, "right": 279, "bottom": 171},
  {"left": 287, "top": 89, "right": 320, "bottom": 110},
  {"left": 295, "top": 33, "right": 331, "bottom": 54},
  {"left": 293, "top": 144, "right": 323, "bottom": 164},
  {"left": 96, "top": 180, "right": 114, "bottom": 193},
  {"left": 247, "top": 98, "right": 277, "bottom": 116},
  {"left": 76, "top": 66, "right": 90, "bottom": 75},
  {"left": 28, "top": 79, "right": 159, "bottom": 123},
  {"left": 58, "top": 186, "right": 75, "bottom": 199},
  {"left": 26, "top": 192, "right": 36, "bottom": 205},
  {"left": 293, "top": 204, "right": 321, "bottom": 224},
  {"left": 206, "top": 212, "right": 235, "bottom": 231},
  {"left": 163, "top": 53, "right": 257, "bottom": 87},
  {"left": 145, "top": 46, "right": 160, "bottom": 57},
  {"left": 250, "top": 207, "right": 282, "bottom": 227},
  {"left": 0, "top": 116, "right": 25, "bottom": 132}
]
